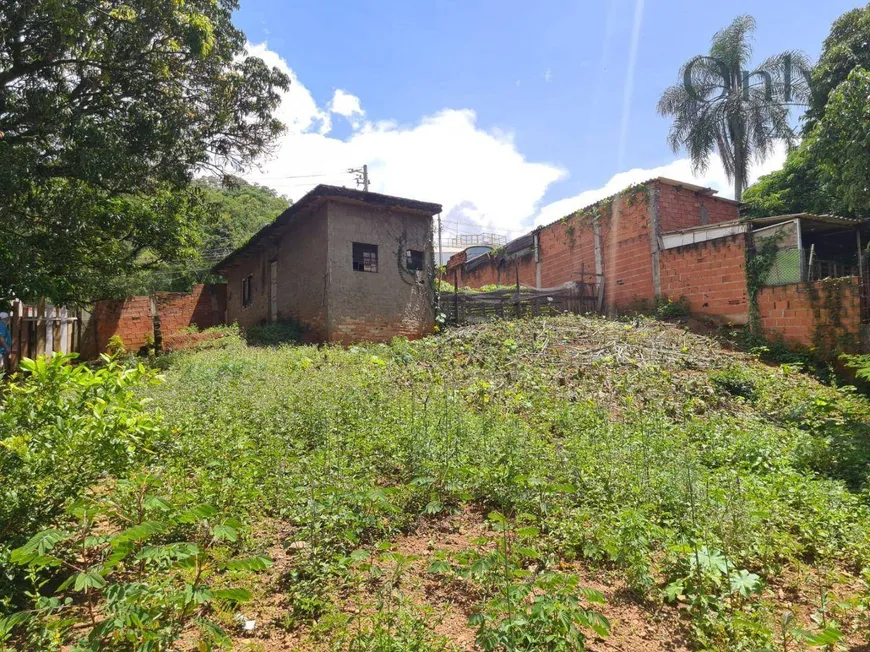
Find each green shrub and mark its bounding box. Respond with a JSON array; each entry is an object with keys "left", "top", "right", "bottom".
[
  {"left": 2, "top": 473, "right": 270, "bottom": 650},
  {"left": 0, "top": 354, "right": 164, "bottom": 544},
  {"left": 654, "top": 295, "right": 690, "bottom": 320},
  {"left": 106, "top": 334, "right": 126, "bottom": 357},
  {"left": 20, "top": 313, "right": 866, "bottom": 649},
  {"left": 243, "top": 320, "right": 307, "bottom": 346},
  {"left": 438, "top": 512, "right": 609, "bottom": 651},
  {"left": 842, "top": 353, "right": 870, "bottom": 382},
  {"left": 710, "top": 367, "right": 757, "bottom": 400}
]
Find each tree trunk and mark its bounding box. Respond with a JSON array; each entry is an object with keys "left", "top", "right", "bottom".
[{"left": 734, "top": 165, "right": 743, "bottom": 203}]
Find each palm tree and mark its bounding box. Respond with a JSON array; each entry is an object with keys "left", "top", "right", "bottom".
[{"left": 657, "top": 15, "right": 811, "bottom": 202}]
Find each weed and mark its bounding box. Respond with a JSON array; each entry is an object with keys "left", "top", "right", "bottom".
[
  {"left": 3, "top": 473, "right": 271, "bottom": 650},
  {"left": 432, "top": 511, "right": 609, "bottom": 650},
  {"left": 5, "top": 315, "right": 870, "bottom": 647},
  {"left": 243, "top": 320, "right": 307, "bottom": 346}
]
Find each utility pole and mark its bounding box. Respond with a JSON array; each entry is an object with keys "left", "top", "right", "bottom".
[
  {"left": 348, "top": 165, "right": 369, "bottom": 192},
  {"left": 437, "top": 212, "right": 443, "bottom": 270},
  {"left": 437, "top": 212, "right": 443, "bottom": 312}
]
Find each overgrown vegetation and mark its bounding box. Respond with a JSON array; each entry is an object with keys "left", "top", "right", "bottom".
[
  {"left": 243, "top": 319, "right": 308, "bottom": 347},
  {"left": 3, "top": 315, "right": 870, "bottom": 649}
]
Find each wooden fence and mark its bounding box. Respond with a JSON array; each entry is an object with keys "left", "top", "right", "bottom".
[
  {"left": 5, "top": 300, "right": 83, "bottom": 370},
  {"left": 442, "top": 278, "right": 602, "bottom": 325}
]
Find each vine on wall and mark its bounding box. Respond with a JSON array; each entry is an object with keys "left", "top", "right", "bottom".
[
  {"left": 557, "top": 182, "right": 651, "bottom": 249},
  {"left": 744, "top": 235, "right": 782, "bottom": 333}
]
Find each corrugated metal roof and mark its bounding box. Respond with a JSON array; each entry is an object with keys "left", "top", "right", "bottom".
[
  {"left": 465, "top": 253, "right": 492, "bottom": 272},
  {"left": 748, "top": 213, "right": 868, "bottom": 228},
  {"left": 214, "top": 184, "right": 441, "bottom": 272},
  {"left": 504, "top": 233, "right": 535, "bottom": 255}
]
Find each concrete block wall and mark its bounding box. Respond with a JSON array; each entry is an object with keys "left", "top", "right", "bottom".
[
  {"left": 277, "top": 203, "right": 329, "bottom": 338},
  {"left": 660, "top": 234, "right": 750, "bottom": 324},
  {"left": 326, "top": 200, "right": 434, "bottom": 343},
  {"left": 224, "top": 248, "right": 277, "bottom": 330},
  {"left": 757, "top": 278, "right": 863, "bottom": 349}
]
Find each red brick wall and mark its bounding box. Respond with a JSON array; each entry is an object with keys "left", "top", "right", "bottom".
[
  {"left": 455, "top": 256, "right": 535, "bottom": 288},
  {"left": 157, "top": 284, "right": 226, "bottom": 337},
  {"left": 330, "top": 312, "right": 432, "bottom": 345},
  {"left": 757, "top": 278, "right": 862, "bottom": 349},
  {"left": 91, "top": 296, "right": 154, "bottom": 354},
  {"left": 657, "top": 184, "right": 739, "bottom": 232},
  {"left": 538, "top": 217, "right": 597, "bottom": 288},
  {"left": 660, "top": 234, "right": 750, "bottom": 324},
  {"left": 444, "top": 180, "right": 741, "bottom": 316},
  {"left": 89, "top": 284, "right": 226, "bottom": 355},
  {"left": 599, "top": 195, "right": 656, "bottom": 310}
]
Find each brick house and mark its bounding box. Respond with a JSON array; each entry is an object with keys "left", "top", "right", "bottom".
[
  {"left": 213, "top": 184, "right": 442, "bottom": 344},
  {"left": 445, "top": 177, "right": 869, "bottom": 350}
]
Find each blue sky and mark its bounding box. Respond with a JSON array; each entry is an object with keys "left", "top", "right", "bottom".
[{"left": 234, "top": 0, "right": 858, "bottom": 238}]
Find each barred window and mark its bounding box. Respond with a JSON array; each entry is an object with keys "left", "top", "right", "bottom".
[
  {"left": 406, "top": 249, "right": 424, "bottom": 273},
  {"left": 353, "top": 242, "right": 378, "bottom": 272}
]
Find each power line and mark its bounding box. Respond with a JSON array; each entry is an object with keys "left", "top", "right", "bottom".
[{"left": 247, "top": 169, "right": 355, "bottom": 181}]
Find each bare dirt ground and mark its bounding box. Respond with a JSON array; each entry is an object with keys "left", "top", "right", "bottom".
[{"left": 223, "top": 507, "right": 693, "bottom": 651}]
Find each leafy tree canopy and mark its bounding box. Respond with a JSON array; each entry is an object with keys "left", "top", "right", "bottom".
[
  {"left": 113, "top": 176, "right": 290, "bottom": 296},
  {"left": 0, "top": 0, "right": 290, "bottom": 304},
  {"left": 809, "top": 67, "right": 870, "bottom": 215},
  {"left": 803, "top": 4, "right": 870, "bottom": 133},
  {"left": 741, "top": 144, "right": 840, "bottom": 218},
  {"left": 744, "top": 6, "right": 870, "bottom": 219}
]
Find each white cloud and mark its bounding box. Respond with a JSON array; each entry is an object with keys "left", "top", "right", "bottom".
[
  {"left": 532, "top": 143, "right": 788, "bottom": 227},
  {"left": 543, "top": 69, "right": 553, "bottom": 83},
  {"left": 241, "top": 42, "right": 789, "bottom": 240},
  {"left": 242, "top": 43, "right": 565, "bottom": 235},
  {"left": 329, "top": 89, "right": 364, "bottom": 119},
  {"left": 245, "top": 42, "right": 330, "bottom": 135}
]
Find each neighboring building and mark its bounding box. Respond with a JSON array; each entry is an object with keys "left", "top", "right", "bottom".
[
  {"left": 437, "top": 232, "right": 506, "bottom": 266},
  {"left": 445, "top": 177, "right": 870, "bottom": 351},
  {"left": 214, "top": 185, "right": 442, "bottom": 344}
]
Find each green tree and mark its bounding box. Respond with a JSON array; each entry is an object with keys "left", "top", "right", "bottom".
[
  {"left": 745, "top": 68, "right": 870, "bottom": 219},
  {"left": 114, "top": 176, "right": 291, "bottom": 295},
  {"left": 0, "top": 0, "right": 290, "bottom": 303},
  {"left": 744, "top": 6, "right": 870, "bottom": 219},
  {"left": 197, "top": 176, "right": 291, "bottom": 253},
  {"left": 657, "top": 15, "right": 810, "bottom": 201},
  {"left": 810, "top": 67, "right": 870, "bottom": 215},
  {"left": 803, "top": 4, "right": 870, "bottom": 133},
  {"left": 741, "top": 145, "right": 841, "bottom": 218}
]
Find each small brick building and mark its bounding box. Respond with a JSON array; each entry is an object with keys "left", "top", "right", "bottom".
[{"left": 214, "top": 185, "right": 442, "bottom": 344}]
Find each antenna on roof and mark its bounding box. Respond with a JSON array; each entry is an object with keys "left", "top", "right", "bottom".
[{"left": 348, "top": 165, "right": 369, "bottom": 192}]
